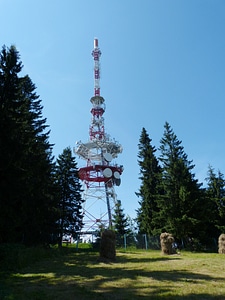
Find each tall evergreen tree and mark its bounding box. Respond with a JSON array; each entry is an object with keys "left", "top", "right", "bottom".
[
  {"left": 206, "top": 166, "right": 225, "bottom": 234},
  {"left": 112, "top": 200, "right": 130, "bottom": 235},
  {"left": 136, "top": 128, "right": 162, "bottom": 235},
  {"left": 0, "top": 45, "right": 23, "bottom": 243},
  {"left": 158, "top": 122, "right": 204, "bottom": 241},
  {"left": 0, "top": 45, "right": 57, "bottom": 244},
  {"left": 55, "top": 147, "right": 83, "bottom": 247}
]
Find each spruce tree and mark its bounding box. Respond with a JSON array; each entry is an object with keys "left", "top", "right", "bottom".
[
  {"left": 112, "top": 200, "right": 130, "bottom": 235},
  {"left": 0, "top": 45, "right": 57, "bottom": 244},
  {"left": 55, "top": 147, "right": 83, "bottom": 247},
  {"left": 0, "top": 45, "right": 23, "bottom": 242},
  {"left": 136, "top": 128, "right": 162, "bottom": 235},
  {"left": 158, "top": 122, "right": 203, "bottom": 241},
  {"left": 206, "top": 166, "right": 225, "bottom": 234}
]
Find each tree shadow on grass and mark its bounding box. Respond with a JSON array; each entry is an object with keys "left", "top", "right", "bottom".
[
  {"left": 116, "top": 253, "right": 182, "bottom": 264},
  {"left": 1, "top": 250, "right": 225, "bottom": 300}
]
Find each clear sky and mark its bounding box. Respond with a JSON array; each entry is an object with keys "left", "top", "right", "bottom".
[{"left": 1, "top": 0, "right": 225, "bottom": 219}]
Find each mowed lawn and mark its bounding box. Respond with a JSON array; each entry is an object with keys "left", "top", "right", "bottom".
[{"left": 1, "top": 248, "right": 225, "bottom": 300}]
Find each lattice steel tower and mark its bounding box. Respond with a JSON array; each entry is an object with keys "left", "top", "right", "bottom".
[{"left": 74, "top": 38, "right": 123, "bottom": 232}]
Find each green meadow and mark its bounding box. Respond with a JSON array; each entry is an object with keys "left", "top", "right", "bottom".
[{"left": 1, "top": 246, "right": 225, "bottom": 299}]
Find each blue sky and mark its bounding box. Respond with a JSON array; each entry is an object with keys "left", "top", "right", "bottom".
[{"left": 1, "top": 0, "right": 225, "bottom": 219}]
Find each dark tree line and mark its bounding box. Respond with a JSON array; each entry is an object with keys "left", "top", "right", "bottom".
[
  {"left": 136, "top": 124, "right": 225, "bottom": 246},
  {"left": 0, "top": 45, "right": 83, "bottom": 246}
]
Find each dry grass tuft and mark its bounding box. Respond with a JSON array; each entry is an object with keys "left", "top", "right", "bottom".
[
  {"left": 99, "top": 229, "right": 116, "bottom": 261},
  {"left": 160, "top": 232, "right": 176, "bottom": 255},
  {"left": 218, "top": 233, "right": 225, "bottom": 254}
]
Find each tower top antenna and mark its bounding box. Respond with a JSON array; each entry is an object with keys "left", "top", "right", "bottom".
[
  {"left": 94, "top": 38, "right": 98, "bottom": 48},
  {"left": 92, "top": 38, "right": 101, "bottom": 97}
]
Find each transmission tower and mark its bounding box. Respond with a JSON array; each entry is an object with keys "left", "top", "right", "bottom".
[{"left": 74, "top": 38, "right": 123, "bottom": 232}]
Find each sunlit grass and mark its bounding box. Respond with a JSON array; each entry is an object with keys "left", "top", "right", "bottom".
[{"left": 1, "top": 249, "right": 225, "bottom": 299}]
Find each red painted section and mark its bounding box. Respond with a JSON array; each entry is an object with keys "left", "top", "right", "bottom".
[{"left": 79, "top": 165, "right": 122, "bottom": 182}]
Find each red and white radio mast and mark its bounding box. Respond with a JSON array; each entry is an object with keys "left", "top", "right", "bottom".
[{"left": 74, "top": 39, "right": 123, "bottom": 232}]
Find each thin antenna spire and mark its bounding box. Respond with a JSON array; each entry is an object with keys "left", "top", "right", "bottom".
[{"left": 92, "top": 38, "right": 101, "bottom": 96}]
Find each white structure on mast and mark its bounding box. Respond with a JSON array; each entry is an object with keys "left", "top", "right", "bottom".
[{"left": 74, "top": 39, "right": 123, "bottom": 232}]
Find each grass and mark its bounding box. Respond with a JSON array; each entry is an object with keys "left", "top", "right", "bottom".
[{"left": 1, "top": 246, "right": 225, "bottom": 299}]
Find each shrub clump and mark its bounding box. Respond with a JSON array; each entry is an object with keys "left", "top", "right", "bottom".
[
  {"left": 218, "top": 234, "right": 225, "bottom": 254},
  {"left": 160, "top": 232, "right": 176, "bottom": 255}
]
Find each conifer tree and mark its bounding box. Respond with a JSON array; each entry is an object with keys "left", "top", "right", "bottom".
[
  {"left": 158, "top": 122, "right": 203, "bottom": 240},
  {"left": 0, "top": 45, "right": 23, "bottom": 242},
  {"left": 0, "top": 45, "right": 57, "bottom": 244},
  {"left": 55, "top": 147, "right": 83, "bottom": 247},
  {"left": 112, "top": 200, "right": 130, "bottom": 235},
  {"left": 136, "top": 128, "right": 162, "bottom": 235},
  {"left": 206, "top": 166, "right": 225, "bottom": 234}
]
